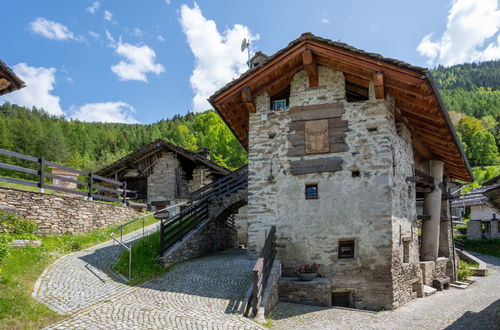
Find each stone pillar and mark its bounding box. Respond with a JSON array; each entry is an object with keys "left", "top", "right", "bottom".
[
  {"left": 439, "top": 179, "right": 453, "bottom": 258},
  {"left": 421, "top": 160, "right": 444, "bottom": 261}
]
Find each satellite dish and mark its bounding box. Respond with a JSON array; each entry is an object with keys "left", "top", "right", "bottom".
[{"left": 241, "top": 38, "right": 248, "bottom": 52}]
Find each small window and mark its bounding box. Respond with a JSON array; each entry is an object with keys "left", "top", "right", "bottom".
[
  {"left": 332, "top": 292, "right": 351, "bottom": 307},
  {"left": 270, "top": 85, "right": 290, "bottom": 110},
  {"left": 338, "top": 240, "right": 355, "bottom": 259},
  {"left": 305, "top": 184, "right": 318, "bottom": 199},
  {"left": 345, "top": 81, "right": 368, "bottom": 102},
  {"left": 403, "top": 240, "right": 410, "bottom": 263}
]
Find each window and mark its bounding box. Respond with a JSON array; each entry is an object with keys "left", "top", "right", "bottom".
[
  {"left": 345, "top": 81, "right": 369, "bottom": 102},
  {"left": 270, "top": 85, "right": 290, "bottom": 110},
  {"left": 338, "top": 240, "right": 355, "bottom": 259},
  {"left": 305, "top": 184, "right": 318, "bottom": 199},
  {"left": 403, "top": 240, "right": 410, "bottom": 263},
  {"left": 332, "top": 291, "right": 351, "bottom": 307}
]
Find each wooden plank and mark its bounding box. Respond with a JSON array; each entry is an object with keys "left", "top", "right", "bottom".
[
  {"left": 0, "top": 162, "right": 38, "bottom": 175},
  {"left": 45, "top": 160, "right": 88, "bottom": 176},
  {"left": 373, "top": 71, "right": 384, "bottom": 99},
  {"left": 290, "top": 157, "right": 343, "bottom": 174},
  {"left": 44, "top": 172, "right": 88, "bottom": 186},
  {"left": 0, "top": 148, "right": 38, "bottom": 162},
  {"left": 344, "top": 73, "right": 370, "bottom": 88},
  {"left": 0, "top": 176, "right": 39, "bottom": 187},
  {"left": 289, "top": 102, "right": 344, "bottom": 121},
  {"left": 241, "top": 88, "right": 256, "bottom": 113},
  {"left": 93, "top": 173, "right": 123, "bottom": 186},
  {"left": 288, "top": 143, "right": 348, "bottom": 156},
  {"left": 44, "top": 184, "right": 89, "bottom": 197},
  {"left": 289, "top": 131, "right": 345, "bottom": 146},
  {"left": 302, "top": 49, "right": 318, "bottom": 87},
  {"left": 305, "top": 119, "right": 329, "bottom": 154}
]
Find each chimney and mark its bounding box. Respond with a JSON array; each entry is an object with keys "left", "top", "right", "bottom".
[{"left": 198, "top": 148, "right": 210, "bottom": 160}]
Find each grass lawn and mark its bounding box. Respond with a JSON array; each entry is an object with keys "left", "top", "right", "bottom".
[
  {"left": 0, "top": 214, "right": 156, "bottom": 329},
  {"left": 114, "top": 215, "right": 202, "bottom": 284},
  {"left": 0, "top": 180, "right": 52, "bottom": 194}
]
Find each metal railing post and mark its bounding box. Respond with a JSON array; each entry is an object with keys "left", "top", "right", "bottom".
[
  {"left": 38, "top": 157, "right": 45, "bottom": 193},
  {"left": 88, "top": 172, "right": 93, "bottom": 201},
  {"left": 122, "top": 181, "right": 127, "bottom": 206},
  {"left": 129, "top": 249, "right": 132, "bottom": 280}
]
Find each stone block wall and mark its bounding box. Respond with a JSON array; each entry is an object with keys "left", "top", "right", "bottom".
[
  {"left": 0, "top": 187, "right": 139, "bottom": 235},
  {"left": 235, "top": 205, "right": 248, "bottom": 246},
  {"left": 467, "top": 220, "right": 483, "bottom": 240},
  {"left": 147, "top": 152, "right": 179, "bottom": 205},
  {"left": 278, "top": 277, "right": 332, "bottom": 307},
  {"left": 246, "top": 65, "right": 417, "bottom": 310}
]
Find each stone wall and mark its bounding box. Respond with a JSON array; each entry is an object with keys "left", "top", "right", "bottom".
[
  {"left": 147, "top": 152, "right": 179, "bottom": 205},
  {"left": 467, "top": 220, "right": 483, "bottom": 240},
  {"left": 246, "top": 65, "right": 418, "bottom": 310},
  {"left": 235, "top": 205, "right": 248, "bottom": 246},
  {"left": 0, "top": 187, "right": 139, "bottom": 235},
  {"left": 278, "top": 277, "right": 332, "bottom": 307}
]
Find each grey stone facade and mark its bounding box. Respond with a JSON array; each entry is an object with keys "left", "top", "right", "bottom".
[
  {"left": 246, "top": 66, "right": 422, "bottom": 310},
  {"left": 0, "top": 187, "right": 139, "bottom": 235}
]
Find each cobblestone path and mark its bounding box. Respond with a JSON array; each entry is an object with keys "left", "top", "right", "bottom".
[
  {"left": 37, "top": 232, "right": 261, "bottom": 330},
  {"left": 271, "top": 253, "right": 500, "bottom": 330},
  {"left": 33, "top": 222, "right": 161, "bottom": 314}
]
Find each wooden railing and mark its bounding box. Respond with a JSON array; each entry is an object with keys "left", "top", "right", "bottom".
[
  {"left": 189, "top": 165, "right": 248, "bottom": 201},
  {"left": 0, "top": 148, "right": 134, "bottom": 204},
  {"left": 159, "top": 165, "right": 248, "bottom": 257},
  {"left": 248, "top": 225, "right": 276, "bottom": 317}
]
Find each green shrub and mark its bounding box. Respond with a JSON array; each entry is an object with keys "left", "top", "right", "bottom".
[
  {"left": 0, "top": 211, "right": 37, "bottom": 235},
  {"left": 464, "top": 238, "right": 500, "bottom": 257},
  {"left": 0, "top": 235, "right": 12, "bottom": 264},
  {"left": 458, "top": 260, "right": 475, "bottom": 281}
]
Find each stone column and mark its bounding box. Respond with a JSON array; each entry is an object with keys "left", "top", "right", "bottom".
[{"left": 421, "top": 160, "right": 444, "bottom": 261}]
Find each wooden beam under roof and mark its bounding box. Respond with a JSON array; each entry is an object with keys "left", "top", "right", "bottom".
[
  {"left": 241, "top": 88, "right": 256, "bottom": 113},
  {"left": 302, "top": 49, "right": 318, "bottom": 87},
  {"left": 373, "top": 71, "right": 384, "bottom": 99}
]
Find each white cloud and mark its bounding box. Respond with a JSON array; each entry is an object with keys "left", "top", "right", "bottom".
[
  {"left": 157, "top": 35, "right": 165, "bottom": 42},
  {"left": 88, "top": 30, "right": 99, "bottom": 39},
  {"left": 105, "top": 28, "right": 116, "bottom": 47},
  {"left": 71, "top": 102, "right": 138, "bottom": 123},
  {"left": 86, "top": 1, "right": 100, "bottom": 14},
  {"left": 165, "top": 0, "right": 171, "bottom": 4},
  {"left": 180, "top": 3, "right": 259, "bottom": 112},
  {"left": 111, "top": 42, "right": 165, "bottom": 81},
  {"left": 29, "top": 17, "right": 76, "bottom": 41},
  {"left": 104, "top": 10, "right": 113, "bottom": 21},
  {"left": 321, "top": 18, "right": 330, "bottom": 24},
  {"left": 1, "top": 63, "right": 63, "bottom": 116},
  {"left": 417, "top": 0, "right": 500, "bottom": 66},
  {"left": 133, "top": 27, "right": 143, "bottom": 38}
]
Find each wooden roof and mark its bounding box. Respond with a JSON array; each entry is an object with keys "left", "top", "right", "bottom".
[
  {"left": 96, "top": 139, "right": 230, "bottom": 177},
  {"left": 209, "top": 33, "right": 473, "bottom": 182},
  {"left": 0, "top": 60, "right": 25, "bottom": 96}
]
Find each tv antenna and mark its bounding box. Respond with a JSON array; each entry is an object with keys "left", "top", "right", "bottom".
[{"left": 241, "top": 38, "right": 251, "bottom": 67}]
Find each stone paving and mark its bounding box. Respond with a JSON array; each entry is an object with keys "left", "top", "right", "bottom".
[
  {"left": 33, "top": 222, "right": 161, "bottom": 314},
  {"left": 37, "top": 236, "right": 261, "bottom": 329},
  {"left": 271, "top": 253, "right": 500, "bottom": 330}
]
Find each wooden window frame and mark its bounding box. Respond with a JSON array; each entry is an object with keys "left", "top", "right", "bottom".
[
  {"left": 338, "top": 240, "right": 355, "bottom": 259},
  {"left": 305, "top": 183, "right": 318, "bottom": 199}
]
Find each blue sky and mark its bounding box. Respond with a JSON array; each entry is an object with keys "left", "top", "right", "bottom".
[{"left": 1, "top": 0, "right": 499, "bottom": 124}]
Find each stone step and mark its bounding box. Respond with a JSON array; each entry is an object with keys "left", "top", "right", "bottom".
[
  {"left": 423, "top": 285, "right": 437, "bottom": 297},
  {"left": 450, "top": 281, "right": 469, "bottom": 289}
]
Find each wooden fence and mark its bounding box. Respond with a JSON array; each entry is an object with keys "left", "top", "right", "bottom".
[
  {"left": 0, "top": 148, "right": 133, "bottom": 204},
  {"left": 248, "top": 225, "right": 276, "bottom": 317}
]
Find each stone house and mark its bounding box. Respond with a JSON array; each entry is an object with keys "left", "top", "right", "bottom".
[
  {"left": 209, "top": 33, "right": 473, "bottom": 310},
  {"left": 452, "top": 174, "right": 500, "bottom": 240},
  {"left": 96, "top": 139, "right": 229, "bottom": 209}
]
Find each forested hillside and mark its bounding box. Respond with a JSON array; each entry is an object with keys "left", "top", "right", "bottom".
[
  {"left": 0, "top": 60, "right": 498, "bottom": 182},
  {"left": 432, "top": 60, "right": 500, "bottom": 184},
  {"left": 0, "top": 103, "right": 246, "bottom": 172}
]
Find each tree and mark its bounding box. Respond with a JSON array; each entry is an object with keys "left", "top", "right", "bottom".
[{"left": 467, "top": 131, "right": 499, "bottom": 166}]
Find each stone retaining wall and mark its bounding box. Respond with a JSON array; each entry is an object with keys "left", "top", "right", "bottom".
[
  {"left": 278, "top": 277, "right": 332, "bottom": 307},
  {"left": 0, "top": 187, "right": 139, "bottom": 235}
]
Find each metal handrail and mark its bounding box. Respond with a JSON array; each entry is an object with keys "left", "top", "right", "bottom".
[{"left": 110, "top": 201, "right": 187, "bottom": 280}]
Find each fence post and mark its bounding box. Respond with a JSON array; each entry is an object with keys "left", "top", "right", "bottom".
[
  {"left": 38, "top": 157, "right": 45, "bottom": 193},
  {"left": 122, "top": 181, "right": 127, "bottom": 206},
  {"left": 88, "top": 172, "right": 93, "bottom": 201}
]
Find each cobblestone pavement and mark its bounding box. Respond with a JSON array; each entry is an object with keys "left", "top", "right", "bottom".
[
  {"left": 41, "top": 246, "right": 261, "bottom": 329},
  {"left": 33, "top": 222, "right": 161, "bottom": 314},
  {"left": 271, "top": 253, "right": 500, "bottom": 330}
]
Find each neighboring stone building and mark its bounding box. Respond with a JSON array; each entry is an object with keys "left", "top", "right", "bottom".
[
  {"left": 209, "top": 33, "right": 473, "bottom": 310},
  {"left": 96, "top": 139, "right": 229, "bottom": 209},
  {"left": 452, "top": 180, "right": 500, "bottom": 240}
]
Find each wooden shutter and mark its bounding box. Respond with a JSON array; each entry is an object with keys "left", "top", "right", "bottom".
[{"left": 305, "top": 119, "right": 329, "bottom": 154}]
